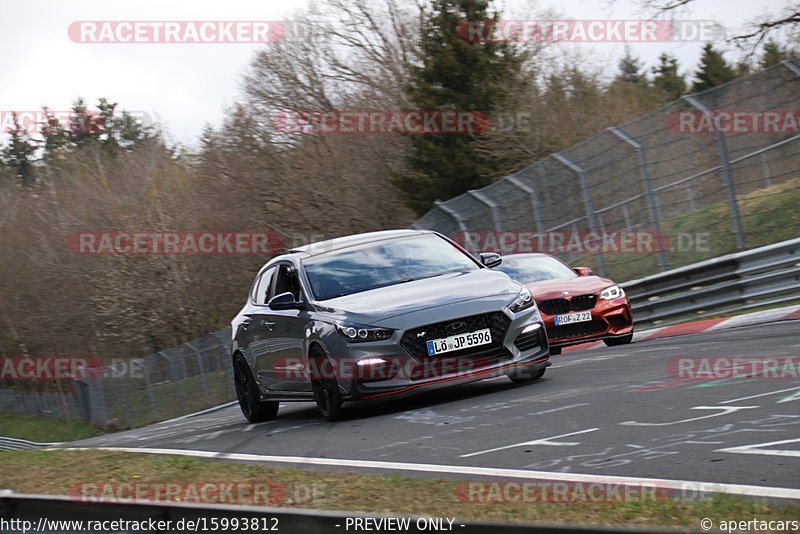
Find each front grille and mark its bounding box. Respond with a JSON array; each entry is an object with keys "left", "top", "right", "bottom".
[
  {"left": 401, "top": 312, "right": 511, "bottom": 360},
  {"left": 514, "top": 328, "right": 544, "bottom": 352},
  {"left": 409, "top": 346, "right": 512, "bottom": 381},
  {"left": 538, "top": 294, "right": 597, "bottom": 315},
  {"left": 549, "top": 319, "right": 607, "bottom": 340}
]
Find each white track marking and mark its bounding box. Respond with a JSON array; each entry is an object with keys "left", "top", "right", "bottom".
[
  {"left": 57, "top": 446, "right": 800, "bottom": 500},
  {"left": 716, "top": 438, "right": 800, "bottom": 458},
  {"left": 156, "top": 402, "right": 237, "bottom": 424},
  {"left": 620, "top": 406, "right": 759, "bottom": 427},
  {"left": 459, "top": 428, "right": 598, "bottom": 458},
  {"left": 778, "top": 390, "right": 800, "bottom": 404},
  {"left": 530, "top": 403, "right": 588, "bottom": 415},
  {"left": 720, "top": 386, "right": 800, "bottom": 404}
]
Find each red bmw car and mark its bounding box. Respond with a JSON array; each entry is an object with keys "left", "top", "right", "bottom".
[{"left": 494, "top": 253, "right": 633, "bottom": 355}]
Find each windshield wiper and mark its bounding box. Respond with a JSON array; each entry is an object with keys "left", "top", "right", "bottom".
[{"left": 397, "top": 270, "right": 463, "bottom": 284}]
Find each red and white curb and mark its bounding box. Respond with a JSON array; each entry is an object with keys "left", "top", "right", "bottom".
[{"left": 562, "top": 304, "right": 800, "bottom": 354}]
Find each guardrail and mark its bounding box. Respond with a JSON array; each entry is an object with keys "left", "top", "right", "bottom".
[
  {"left": 622, "top": 237, "right": 800, "bottom": 326},
  {"left": 0, "top": 492, "right": 697, "bottom": 534},
  {"left": 0, "top": 437, "right": 61, "bottom": 452}
]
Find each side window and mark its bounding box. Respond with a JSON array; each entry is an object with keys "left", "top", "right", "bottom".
[
  {"left": 252, "top": 266, "right": 277, "bottom": 305},
  {"left": 274, "top": 264, "right": 303, "bottom": 302}
]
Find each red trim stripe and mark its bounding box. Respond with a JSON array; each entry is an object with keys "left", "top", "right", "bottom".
[{"left": 360, "top": 357, "right": 549, "bottom": 400}]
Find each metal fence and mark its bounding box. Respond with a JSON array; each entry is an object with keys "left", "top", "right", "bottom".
[
  {"left": 412, "top": 61, "right": 800, "bottom": 282},
  {"left": 0, "top": 329, "right": 236, "bottom": 428}
]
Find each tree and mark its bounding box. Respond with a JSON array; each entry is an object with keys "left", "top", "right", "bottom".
[
  {"left": 396, "top": 0, "right": 524, "bottom": 215},
  {"left": 759, "top": 38, "right": 798, "bottom": 69},
  {"left": 652, "top": 53, "right": 686, "bottom": 100},
  {"left": 693, "top": 43, "right": 736, "bottom": 92},
  {"left": 616, "top": 48, "right": 648, "bottom": 86},
  {"left": 1, "top": 112, "right": 37, "bottom": 185},
  {"left": 40, "top": 107, "right": 69, "bottom": 160},
  {"left": 68, "top": 97, "right": 103, "bottom": 146}
]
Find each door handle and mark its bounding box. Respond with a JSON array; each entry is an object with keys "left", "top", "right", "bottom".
[
  {"left": 240, "top": 318, "right": 252, "bottom": 330},
  {"left": 264, "top": 320, "right": 276, "bottom": 331}
]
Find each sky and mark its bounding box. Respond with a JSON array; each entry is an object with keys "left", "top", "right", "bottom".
[{"left": 0, "top": 0, "right": 784, "bottom": 147}]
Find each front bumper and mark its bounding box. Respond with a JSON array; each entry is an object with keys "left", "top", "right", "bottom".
[
  {"left": 327, "top": 307, "right": 550, "bottom": 403},
  {"left": 545, "top": 296, "right": 633, "bottom": 348}
]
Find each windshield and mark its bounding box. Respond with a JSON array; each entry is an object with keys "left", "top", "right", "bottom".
[
  {"left": 302, "top": 234, "right": 479, "bottom": 300},
  {"left": 495, "top": 255, "right": 577, "bottom": 284}
]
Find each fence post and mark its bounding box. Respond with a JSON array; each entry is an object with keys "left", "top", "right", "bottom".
[
  {"left": 74, "top": 368, "right": 91, "bottom": 423},
  {"left": 608, "top": 126, "right": 669, "bottom": 271},
  {"left": 506, "top": 173, "right": 544, "bottom": 233},
  {"left": 760, "top": 152, "right": 772, "bottom": 187},
  {"left": 684, "top": 95, "right": 746, "bottom": 250},
  {"left": 782, "top": 59, "right": 800, "bottom": 77},
  {"left": 685, "top": 182, "right": 696, "bottom": 210},
  {"left": 433, "top": 200, "right": 468, "bottom": 233},
  {"left": 158, "top": 351, "right": 184, "bottom": 416},
  {"left": 553, "top": 153, "right": 608, "bottom": 276},
  {"left": 466, "top": 190, "right": 502, "bottom": 232},
  {"left": 187, "top": 341, "right": 211, "bottom": 408},
  {"left": 89, "top": 366, "right": 107, "bottom": 425},
  {"left": 141, "top": 361, "right": 159, "bottom": 421}
]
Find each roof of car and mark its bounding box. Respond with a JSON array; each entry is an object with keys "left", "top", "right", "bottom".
[{"left": 289, "top": 229, "right": 433, "bottom": 257}]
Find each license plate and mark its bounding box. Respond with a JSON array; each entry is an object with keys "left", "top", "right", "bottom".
[
  {"left": 426, "top": 328, "right": 492, "bottom": 356},
  {"left": 554, "top": 311, "right": 592, "bottom": 325}
]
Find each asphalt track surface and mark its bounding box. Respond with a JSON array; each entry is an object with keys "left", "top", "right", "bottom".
[{"left": 73, "top": 321, "right": 800, "bottom": 491}]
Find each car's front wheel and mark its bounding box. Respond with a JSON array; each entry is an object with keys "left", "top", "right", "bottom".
[
  {"left": 310, "top": 348, "right": 343, "bottom": 421},
  {"left": 604, "top": 332, "right": 634, "bottom": 347},
  {"left": 234, "top": 354, "right": 279, "bottom": 423}
]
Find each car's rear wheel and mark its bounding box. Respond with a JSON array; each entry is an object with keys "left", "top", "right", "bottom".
[
  {"left": 509, "top": 367, "right": 546, "bottom": 383},
  {"left": 234, "top": 354, "right": 279, "bottom": 423},
  {"left": 310, "top": 347, "right": 343, "bottom": 421},
  {"left": 549, "top": 346, "right": 562, "bottom": 356},
  {"left": 604, "top": 332, "right": 634, "bottom": 347}
]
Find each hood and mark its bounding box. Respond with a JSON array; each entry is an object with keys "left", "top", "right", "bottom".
[
  {"left": 320, "top": 269, "right": 519, "bottom": 323},
  {"left": 525, "top": 275, "right": 614, "bottom": 300}
]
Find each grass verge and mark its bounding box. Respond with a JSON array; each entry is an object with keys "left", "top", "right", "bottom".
[
  {"left": 0, "top": 449, "right": 798, "bottom": 529},
  {"left": 0, "top": 413, "right": 102, "bottom": 442}
]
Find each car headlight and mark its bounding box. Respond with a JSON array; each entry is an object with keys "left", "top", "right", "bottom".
[
  {"left": 600, "top": 285, "right": 624, "bottom": 300},
  {"left": 335, "top": 322, "right": 394, "bottom": 342},
  {"left": 508, "top": 287, "right": 536, "bottom": 313}
]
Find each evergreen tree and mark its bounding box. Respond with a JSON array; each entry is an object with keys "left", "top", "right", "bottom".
[
  {"left": 616, "top": 48, "right": 648, "bottom": 86},
  {"left": 734, "top": 58, "right": 752, "bottom": 77},
  {"left": 759, "top": 39, "right": 798, "bottom": 69},
  {"left": 40, "top": 107, "right": 69, "bottom": 160},
  {"left": 760, "top": 40, "right": 783, "bottom": 68},
  {"left": 693, "top": 43, "right": 736, "bottom": 92},
  {"left": 69, "top": 97, "right": 102, "bottom": 146},
  {"left": 652, "top": 53, "right": 686, "bottom": 100},
  {"left": 1, "top": 112, "right": 37, "bottom": 185},
  {"left": 396, "top": 0, "right": 523, "bottom": 215},
  {"left": 97, "top": 98, "right": 120, "bottom": 152}
]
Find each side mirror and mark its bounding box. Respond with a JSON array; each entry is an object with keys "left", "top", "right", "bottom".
[
  {"left": 268, "top": 291, "right": 304, "bottom": 310},
  {"left": 574, "top": 267, "right": 593, "bottom": 277},
  {"left": 479, "top": 252, "right": 502, "bottom": 268}
]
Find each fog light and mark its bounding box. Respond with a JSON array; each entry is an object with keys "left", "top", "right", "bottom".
[
  {"left": 521, "top": 323, "right": 542, "bottom": 334},
  {"left": 356, "top": 357, "right": 387, "bottom": 366}
]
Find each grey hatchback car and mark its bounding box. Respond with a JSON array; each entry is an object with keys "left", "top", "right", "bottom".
[{"left": 231, "top": 230, "right": 550, "bottom": 421}]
